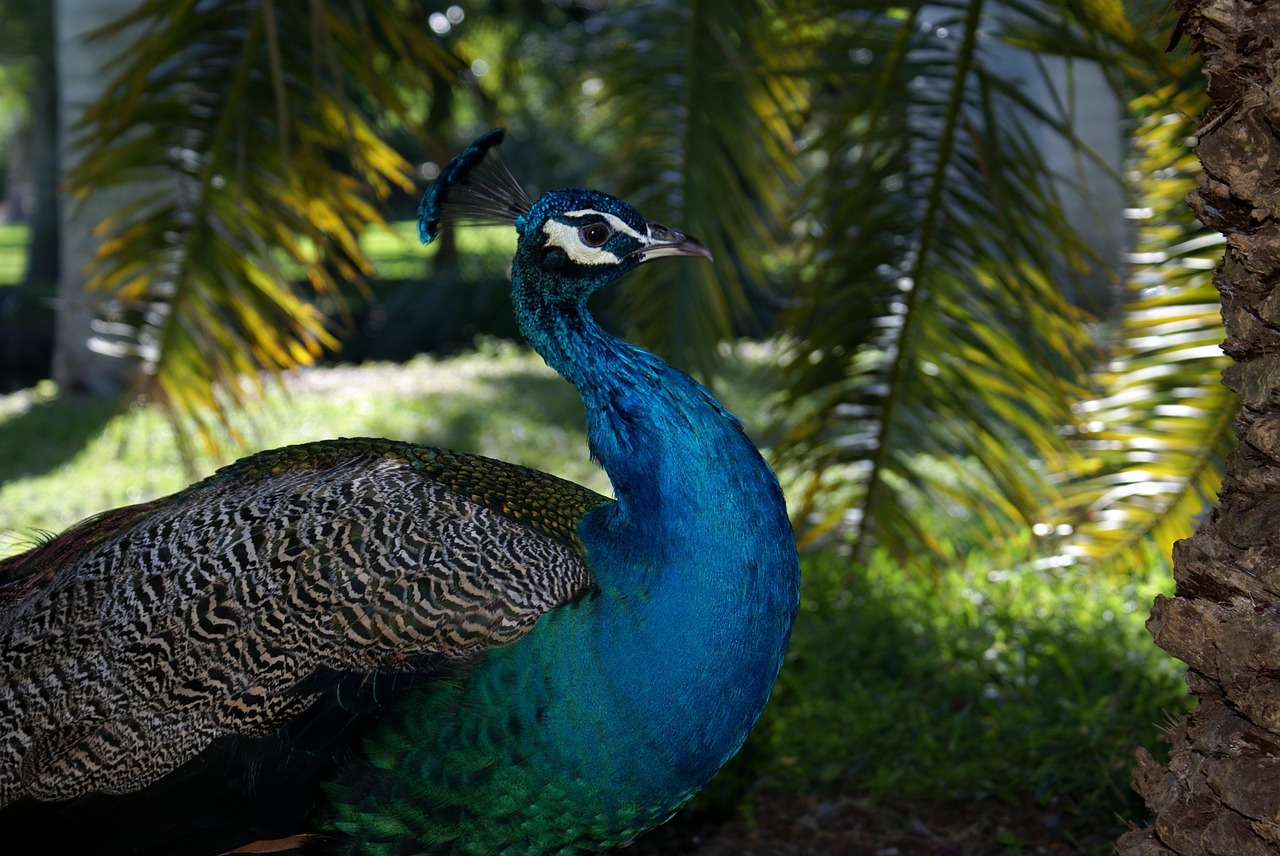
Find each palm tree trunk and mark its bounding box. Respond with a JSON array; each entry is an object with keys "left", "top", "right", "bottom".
[{"left": 1117, "top": 1, "right": 1280, "bottom": 853}]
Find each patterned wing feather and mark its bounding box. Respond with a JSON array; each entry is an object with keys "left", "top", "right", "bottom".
[{"left": 0, "top": 438, "right": 606, "bottom": 808}]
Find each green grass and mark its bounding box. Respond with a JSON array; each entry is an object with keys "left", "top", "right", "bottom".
[
  {"left": 0, "top": 343, "right": 599, "bottom": 550},
  {"left": 272, "top": 219, "right": 517, "bottom": 284},
  {"left": 700, "top": 540, "right": 1187, "bottom": 850},
  {"left": 0, "top": 223, "right": 27, "bottom": 286},
  {"left": 0, "top": 346, "right": 1187, "bottom": 850}
]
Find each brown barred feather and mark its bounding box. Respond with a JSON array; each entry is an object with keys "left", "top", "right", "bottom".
[{"left": 0, "top": 438, "right": 606, "bottom": 808}]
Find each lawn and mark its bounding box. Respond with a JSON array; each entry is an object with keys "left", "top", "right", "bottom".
[
  {"left": 0, "top": 344, "right": 1188, "bottom": 854},
  {"left": 0, "top": 223, "right": 27, "bottom": 286}
]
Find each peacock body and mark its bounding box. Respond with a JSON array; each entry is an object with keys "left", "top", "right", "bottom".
[{"left": 0, "top": 130, "right": 799, "bottom": 854}]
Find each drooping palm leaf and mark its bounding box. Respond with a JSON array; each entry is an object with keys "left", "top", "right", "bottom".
[
  {"left": 1054, "top": 67, "right": 1231, "bottom": 569},
  {"left": 67, "top": 0, "right": 463, "bottom": 458},
  {"left": 62, "top": 0, "right": 1224, "bottom": 573},
  {"left": 777, "top": 0, "right": 1132, "bottom": 560},
  {"left": 587, "top": 0, "right": 806, "bottom": 376}
]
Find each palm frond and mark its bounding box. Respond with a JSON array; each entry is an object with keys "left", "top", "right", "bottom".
[
  {"left": 68, "top": 0, "right": 464, "bottom": 458},
  {"left": 588, "top": 0, "right": 806, "bottom": 375},
  {"left": 1053, "top": 70, "right": 1231, "bottom": 569},
  {"left": 777, "top": 0, "right": 1126, "bottom": 560}
]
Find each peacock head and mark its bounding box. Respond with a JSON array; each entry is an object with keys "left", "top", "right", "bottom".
[{"left": 419, "top": 129, "right": 711, "bottom": 301}]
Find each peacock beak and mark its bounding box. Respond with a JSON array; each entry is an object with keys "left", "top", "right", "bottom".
[{"left": 638, "top": 222, "right": 714, "bottom": 263}]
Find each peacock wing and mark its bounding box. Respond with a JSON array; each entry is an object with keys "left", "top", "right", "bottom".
[{"left": 0, "top": 438, "right": 606, "bottom": 808}]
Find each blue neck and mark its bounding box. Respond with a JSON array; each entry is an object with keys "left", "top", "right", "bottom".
[
  {"left": 332, "top": 268, "right": 801, "bottom": 851},
  {"left": 512, "top": 272, "right": 763, "bottom": 553},
  {"left": 512, "top": 269, "right": 800, "bottom": 790}
]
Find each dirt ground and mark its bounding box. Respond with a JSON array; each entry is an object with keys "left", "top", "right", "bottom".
[{"left": 626, "top": 791, "right": 1125, "bottom": 855}]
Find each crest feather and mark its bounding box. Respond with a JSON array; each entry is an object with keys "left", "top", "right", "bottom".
[{"left": 418, "top": 129, "right": 534, "bottom": 244}]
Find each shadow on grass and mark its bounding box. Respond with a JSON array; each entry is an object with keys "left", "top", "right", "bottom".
[
  {"left": 0, "top": 393, "right": 115, "bottom": 487},
  {"left": 398, "top": 369, "right": 588, "bottom": 460}
]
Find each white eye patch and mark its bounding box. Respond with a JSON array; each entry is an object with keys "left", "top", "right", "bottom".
[{"left": 541, "top": 210, "right": 648, "bottom": 266}]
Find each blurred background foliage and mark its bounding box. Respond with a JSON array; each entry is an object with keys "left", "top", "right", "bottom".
[{"left": 0, "top": 0, "right": 1224, "bottom": 573}]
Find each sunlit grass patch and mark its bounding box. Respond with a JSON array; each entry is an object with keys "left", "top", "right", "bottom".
[
  {"left": 0, "top": 345, "right": 596, "bottom": 555},
  {"left": 0, "top": 223, "right": 27, "bottom": 286}
]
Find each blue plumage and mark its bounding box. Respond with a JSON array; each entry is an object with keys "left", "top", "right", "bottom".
[{"left": 0, "top": 130, "right": 799, "bottom": 855}]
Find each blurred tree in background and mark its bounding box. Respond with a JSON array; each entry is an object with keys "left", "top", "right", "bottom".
[
  {"left": 0, "top": 1, "right": 56, "bottom": 286},
  {"left": 0, "top": 1, "right": 57, "bottom": 393},
  {"left": 769, "top": 1, "right": 1225, "bottom": 571},
  {"left": 3, "top": 0, "right": 1223, "bottom": 571}
]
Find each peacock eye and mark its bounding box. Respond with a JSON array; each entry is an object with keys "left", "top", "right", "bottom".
[{"left": 579, "top": 222, "right": 612, "bottom": 248}]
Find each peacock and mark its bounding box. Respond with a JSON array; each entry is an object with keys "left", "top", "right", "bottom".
[{"left": 0, "top": 129, "right": 800, "bottom": 855}]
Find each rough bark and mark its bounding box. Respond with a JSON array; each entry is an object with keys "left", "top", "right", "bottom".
[{"left": 1117, "top": 1, "right": 1280, "bottom": 854}]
